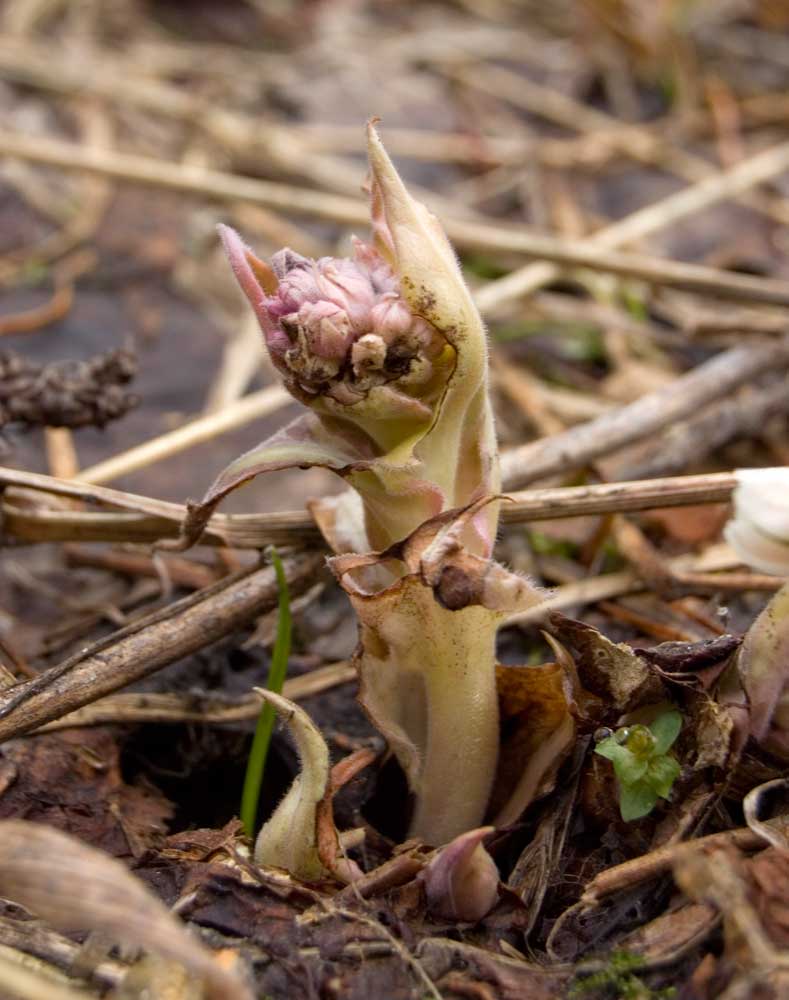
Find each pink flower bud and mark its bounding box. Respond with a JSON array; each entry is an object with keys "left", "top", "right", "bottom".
[
  {"left": 316, "top": 258, "right": 377, "bottom": 330},
  {"left": 351, "top": 236, "right": 399, "bottom": 294},
  {"left": 421, "top": 827, "right": 499, "bottom": 922},
  {"left": 290, "top": 301, "right": 354, "bottom": 361},
  {"left": 370, "top": 293, "right": 413, "bottom": 342},
  {"left": 218, "top": 224, "right": 445, "bottom": 402},
  {"left": 351, "top": 333, "right": 387, "bottom": 377}
]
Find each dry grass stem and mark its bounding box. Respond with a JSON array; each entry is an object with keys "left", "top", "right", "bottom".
[
  {"left": 500, "top": 341, "right": 789, "bottom": 490},
  {"left": 507, "top": 541, "right": 763, "bottom": 627},
  {"left": 447, "top": 59, "right": 789, "bottom": 226},
  {"left": 0, "top": 466, "right": 744, "bottom": 550},
  {"left": 0, "top": 551, "right": 322, "bottom": 742},
  {"left": 0, "top": 128, "right": 370, "bottom": 225},
  {"left": 475, "top": 138, "right": 789, "bottom": 313},
  {"left": 0, "top": 467, "right": 742, "bottom": 549},
  {"left": 36, "top": 661, "right": 356, "bottom": 732},
  {"left": 77, "top": 384, "right": 290, "bottom": 485},
  {"left": 505, "top": 472, "right": 737, "bottom": 519},
  {"left": 5, "top": 128, "right": 789, "bottom": 310}
]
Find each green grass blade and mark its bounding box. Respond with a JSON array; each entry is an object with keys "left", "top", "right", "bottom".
[{"left": 240, "top": 547, "right": 292, "bottom": 838}]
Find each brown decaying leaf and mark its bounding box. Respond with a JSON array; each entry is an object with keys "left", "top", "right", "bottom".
[
  {"left": 674, "top": 843, "right": 789, "bottom": 997},
  {"left": 547, "top": 612, "right": 664, "bottom": 711},
  {"left": 736, "top": 582, "right": 789, "bottom": 758},
  {"left": 491, "top": 660, "right": 576, "bottom": 826},
  {"left": 0, "top": 729, "right": 172, "bottom": 858},
  {"left": 744, "top": 778, "right": 789, "bottom": 851},
  {"left": 0, "top": 820, "right": 253, "bottom": 1000},
  {"left": 638, "top": 634, "right": 741, "bottom": 682},
  {"left": 316, "top": 745, "right": 378, "bottom": 883}
]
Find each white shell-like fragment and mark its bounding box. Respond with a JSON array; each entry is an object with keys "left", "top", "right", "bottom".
[{"left": 725, "top": 468, "right": 789, "bottom": 576}]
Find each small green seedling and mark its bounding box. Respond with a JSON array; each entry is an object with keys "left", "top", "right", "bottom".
[
  {"left": 594, "top": 710, "right": 682, "bottom": 822},
  {"left": 240, "top": 546, "right": 292, "bottom": 838}
]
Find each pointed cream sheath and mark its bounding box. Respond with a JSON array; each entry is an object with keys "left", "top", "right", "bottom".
[
  {"left": 252, "top": 690, "right": 365, "bottom": 883},
  {"left": 725, "top": 468, "right": 789, "bottom": 576},
  {"left": 253, "top": 690, "right": 329, "bottom": 879},
  {"left": 366, "top": 124, "right": 500, "bottom": 556}
]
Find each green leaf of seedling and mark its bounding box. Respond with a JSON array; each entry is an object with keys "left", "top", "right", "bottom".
[
  {"left": 594, "top": 739, "right": 648, "bottom": 784},
  {"left": 649, "top": 710, "right": 682, "bottom": 756},
  {"left": 619, "top": 781, "right": 659, "bottom": 822},
  {"left": 645, "top": 755, "right": 681, "bottom": 799},
  {"left": 622, "top": 286, "right": 648, "bottom": 322},
  {"left": 240, "top": 547, "right": 292, "bottom": 838}
]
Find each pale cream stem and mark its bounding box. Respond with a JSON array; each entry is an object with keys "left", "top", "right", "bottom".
[{"left": 408, "top": 604, "right": 500, "bottom": 844}]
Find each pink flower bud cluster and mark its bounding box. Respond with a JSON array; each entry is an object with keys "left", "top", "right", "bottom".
[{"left": 220, "top": 225, "right": 445, "bottom": 405}]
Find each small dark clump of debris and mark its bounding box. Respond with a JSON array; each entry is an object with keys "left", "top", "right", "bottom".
[{"left": 0, "top": 347, "right": 138, "bottom": 430}]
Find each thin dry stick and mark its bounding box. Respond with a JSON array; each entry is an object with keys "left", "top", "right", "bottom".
[
  {"left": 0, "top": 467, "right": 741, "bottom": 548},
  {"left": 504, "top": 472, "right": 737, "bottom": 520},
  {"left": 5, "top": 129, "right": 789, "bottom": 309},
  {"left": 0, "top": 468, "right": 222, "bottom": 523},
  {"left": 77, "top": 384, "right": 290, "bottom": 485},
  {"left": 62, "top": 544, "right": 219, "bottom": 589},
  {"left": 0, "top": 465, "right": 322, "bottom": 548},
  {"left": 580, "top": 826, "right": 767, "bottom": 903},
  {"left": 36, "top": 660, "right": 357, "bottom": 732},
  {"left": 505, "top": 544, "right": 758, "bottom": 628},
  {"left": 500, "top": 340, "right": 789, "bottom": 490},
  {"left": 0, "top": 466, "right": 740, "bottom": 549},
  {"left": 463, "top": 226, "right": 789, "bottom": 307},
  {"left": 616, "top": 376, "right": 789, "bottom": 481},
  {"left": 474, "top": 138, "right": 789, "bottom": 313},
  {"left": 516, "top": 538, "right": 769, "bottom": 625},
  {"left": 0, "top": 38, "right": 473, "bottom": 219},
  {"left": 0, "top": 502, "right": 314, "bottom": 547},
  {"left": 0, "top": 915, "right": 126, "bottom": 990},
  {"left": 447, "top": 60, "right": 789, "bottom": 224},
  {"left": 0, "top": 128, "right": 368, "bottom": 225},
  {"left": 0, "top": 551, "right": 322, "bottom": 743},
  {"left": 507, "top": 570, "right": 642, "bottom": 626},
  {"left": 44, "top": 427, "right": 79, "bottom": 479}
]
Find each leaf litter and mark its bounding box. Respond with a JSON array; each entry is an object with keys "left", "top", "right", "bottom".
[{"left": 1, "top": 2, "right": 789, "bottom": 998}]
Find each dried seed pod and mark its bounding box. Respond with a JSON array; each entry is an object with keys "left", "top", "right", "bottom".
[{"left": 0, "top": 820, "right": 252, "bottom": 1000}]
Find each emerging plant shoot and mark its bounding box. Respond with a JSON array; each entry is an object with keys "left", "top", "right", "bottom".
[
  {"left": 183, "top": 125, "right": 545, "bottom": 845},
  {"left": 180, "top": 125, "right": 498, "bottom": 557}
]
